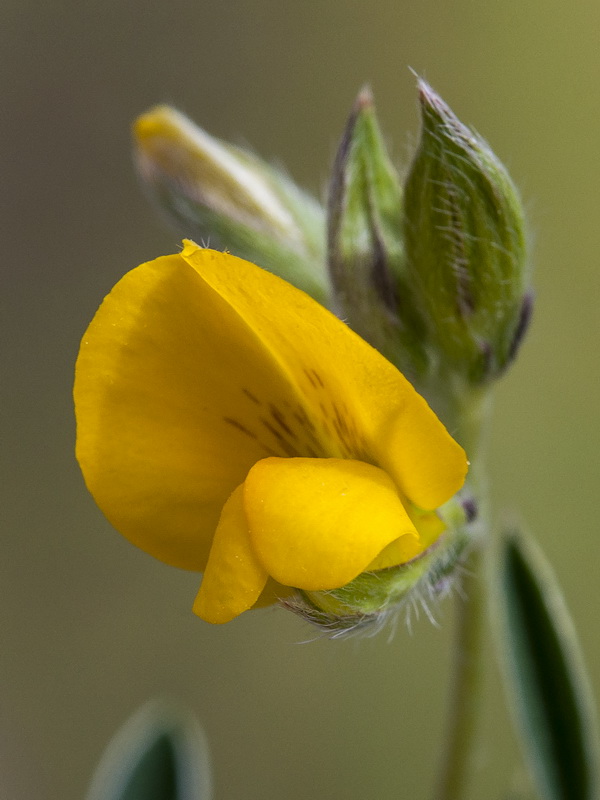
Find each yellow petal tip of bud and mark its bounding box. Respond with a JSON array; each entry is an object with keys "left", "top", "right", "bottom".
[{"left": 133, "top": 105, "right": 181, "bottom": 144}]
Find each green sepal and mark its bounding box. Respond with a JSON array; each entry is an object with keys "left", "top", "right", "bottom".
[
  {"left": 134, "top": 107, "right": 329, "bottom": 304},
  {"left": 327, "top": 88, "right": 428, "bottom": 376},
  {"left": 495, "top": 531, "right": 600, "bottom": 800},
  {"left": 403, "top": 80, "right": 531, "bottom": 384},
  {"left": 86, "top": 699, "right": 212, "bottom": 800}
]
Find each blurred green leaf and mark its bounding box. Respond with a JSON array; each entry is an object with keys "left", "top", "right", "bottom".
[
  {"left": 495, "top": 531, "right": 600, "bottom": 800},
  {"left": 86, "top": 699, "right": 212, "bottom": 800}
]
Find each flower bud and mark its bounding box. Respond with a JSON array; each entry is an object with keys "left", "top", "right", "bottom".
[
  {"left": 327, "top": 89, "right": 428, "bottom": 375},
  {"left": 134, "top": 106, "right": 329, "bottom": 302},
  {"left": 403, "top": 80, "right": 531, "bottom": 384}
]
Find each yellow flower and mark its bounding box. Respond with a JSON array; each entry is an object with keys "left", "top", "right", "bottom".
[{"left": 74, "top": 241, "right": 467, "bottom": 624}]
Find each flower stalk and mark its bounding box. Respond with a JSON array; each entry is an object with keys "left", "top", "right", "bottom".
[{"left": 435, "top": 543, "right": 488, "bottom": 800}]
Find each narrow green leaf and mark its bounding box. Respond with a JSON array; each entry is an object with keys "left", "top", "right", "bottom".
[
  {"left": 86, "top": 699, "right": 212, "bottom": 800},
  {"left": 496, "top": 531, "right": 600, "bottom": 800}
]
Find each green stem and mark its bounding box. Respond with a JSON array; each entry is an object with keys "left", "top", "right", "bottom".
[
  {"left": 434, "top": 386, "right": 491, "bottom": 800},
  {"left": 435, "top": 543, "right": 487, "bottom": 800}
]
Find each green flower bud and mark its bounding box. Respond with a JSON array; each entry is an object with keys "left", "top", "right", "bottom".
[
  {"left": 327, "top": 89, "right": 428, "bottom": 375},
  {"left": 403, "top": 80, "right": 531, "bottom": 385},
  {"left": 134, "top": 106, "right": 329, "bottom": 303}
]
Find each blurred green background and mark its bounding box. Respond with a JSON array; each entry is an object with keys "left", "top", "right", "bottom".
[{"left": 3, "top": 1, "right": 600, "bottom": 798}]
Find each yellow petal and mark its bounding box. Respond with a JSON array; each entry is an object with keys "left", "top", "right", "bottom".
[
  {"left": 366, "top": 536, "right": 422, "bottom": 572},
  {"left": 74, "top": 252, "right": 325, "bottom": 571},
  {"left": 180, "top": 242, "right": 467, "bottom": 509},
  {"left": 367, "top": 509, "right": 445, "bottom": 570},
  {"left": 193, "top": 486, "right": 268, "bottom": 624},
  {"left": 243, "top": 457, "right": 419, "bottom": 591},
  {"left": 377, "top": 400, "right": 467, "bottom": 510}
]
